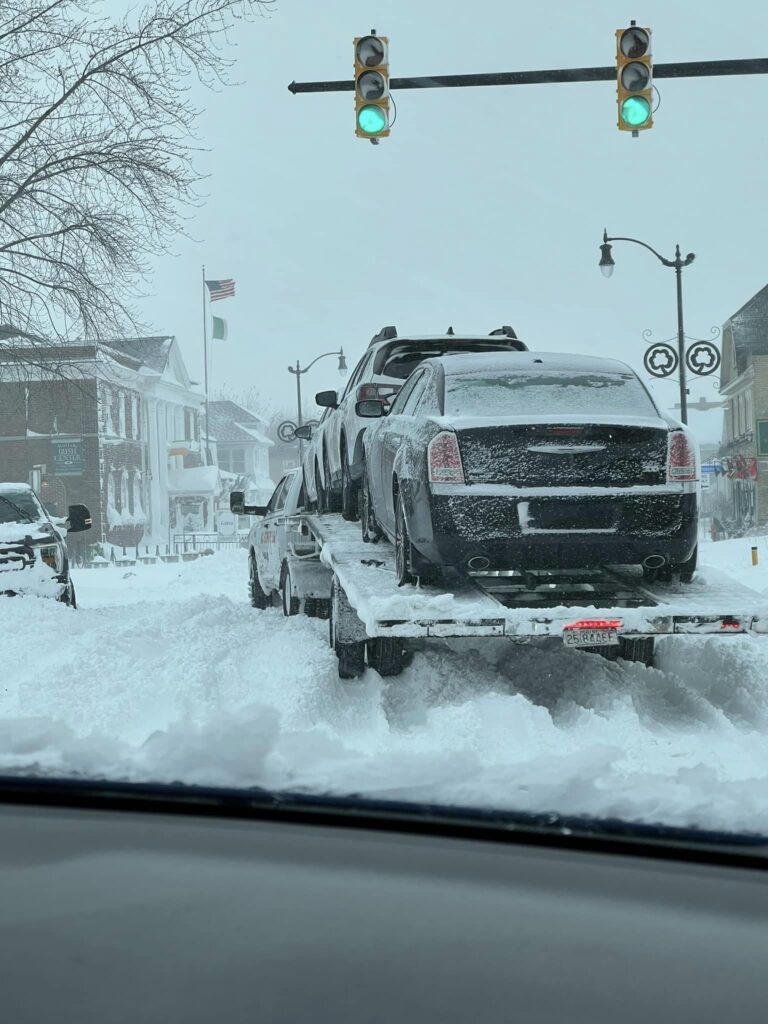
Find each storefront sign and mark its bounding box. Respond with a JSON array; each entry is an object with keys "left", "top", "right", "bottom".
[{"left": 51, "top": 438, "right": 84, "bottom": 476}]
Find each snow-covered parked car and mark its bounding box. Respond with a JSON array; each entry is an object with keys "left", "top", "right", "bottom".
[
  {"left": 359, "top": 351, "right": 699, "bottom": 585},
  {"left": 0, "top": 483, "right": 92, "bottom": 606},
  {"left": 301, "top": 325, "right": 528, "bottom": 520},
  {"left": 230, "top": 468, "right": 331, "bottom": 617}
]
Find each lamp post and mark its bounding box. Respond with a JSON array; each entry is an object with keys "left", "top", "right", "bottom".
[
  {"left": 599, "top": 229, "right": 695, "bottom": 425},
  {"left": 288, "top": 348, "right": 348, "bottom": 454}
]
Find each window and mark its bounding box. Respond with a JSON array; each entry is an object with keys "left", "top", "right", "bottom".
[
  {"left": 401, "top": 371, "right": 431, "bottom": 414},
  {"left": 388, "top": 369, "right": 427, "bottom": 415},
  {"left": 265, "top": 475, "right": 290, "bottom": 514},
  {"left": 443, "top": 370, "right": 658, "bottom": 418},
  {"left": 124, "top": 394, "right": 132, "bottom": 438},
  {"left": 342, "top": 351, "right": 373, "bottom": 398}
]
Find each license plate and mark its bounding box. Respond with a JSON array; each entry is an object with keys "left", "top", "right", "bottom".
[{"left": 563, "top": 628, "right": 619, "bottom": 648}]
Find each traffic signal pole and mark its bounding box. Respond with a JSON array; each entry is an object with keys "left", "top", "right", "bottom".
[{"left": 289, "top": 57, "right": 768, "bottom": 95}]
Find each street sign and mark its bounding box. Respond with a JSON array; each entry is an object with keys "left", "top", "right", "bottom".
[
  {"left": 644, "top": 343, "right": 678, "bottom": 378},
  {"left": 701, "top": 463, "right": 718, "bottom": 474},
  {"left": 51, "top": 438, "right": 84, "bottom": 476},
  {"left": 218, "top": 510, "right": 237, "bottom": 537}
]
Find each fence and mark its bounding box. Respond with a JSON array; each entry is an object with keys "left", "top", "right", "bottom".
[{"left": 172, "top": 532, "right": 245, "bottom": 553}]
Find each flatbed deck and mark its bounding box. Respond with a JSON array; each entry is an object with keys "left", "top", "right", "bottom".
[{"left": 307, "top": 515, "right": 768, "bottom": 640}]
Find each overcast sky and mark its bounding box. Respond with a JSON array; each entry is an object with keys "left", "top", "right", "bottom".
[{"left": 134, "top": 0, "right": 767, "bottom": 443}]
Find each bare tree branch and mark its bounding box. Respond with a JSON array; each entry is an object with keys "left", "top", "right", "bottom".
[{"left": 0, "top": 0, "right": 273, "bottom": 380}]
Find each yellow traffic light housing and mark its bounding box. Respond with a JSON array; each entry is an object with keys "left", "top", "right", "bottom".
[
  {"left": 354, "top": 33, "right": 390, "bottom": 140},
  {"left": 616, "top": 24, "right": 653, "bottom": 133}
]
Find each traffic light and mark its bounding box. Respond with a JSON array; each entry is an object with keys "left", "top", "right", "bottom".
[
  {"left": 616, "top": 24, "right": 653, "bottom": 133},
  {"left": 354, "top": 33, "right": 390, "bottom": 140}
]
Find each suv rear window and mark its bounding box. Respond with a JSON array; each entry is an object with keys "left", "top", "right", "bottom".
[
  {"left": 444, "top": 370, "right": 657, "bottom": 417},
  {"left": 373, "top": 340, "right": 520, "bottom": 380}
]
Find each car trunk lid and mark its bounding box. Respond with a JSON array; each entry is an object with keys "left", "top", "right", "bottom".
[{"left": 454, "top": 419, "right": 669, "bottom": 488}]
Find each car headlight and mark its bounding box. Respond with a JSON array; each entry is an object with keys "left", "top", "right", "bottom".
[{"left": 39, "top": 544, "right": 63, "bottom": 572}]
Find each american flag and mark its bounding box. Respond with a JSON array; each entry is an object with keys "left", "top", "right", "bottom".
[{"left": 205, "top": 278, "right": 235, "bottom": 302}]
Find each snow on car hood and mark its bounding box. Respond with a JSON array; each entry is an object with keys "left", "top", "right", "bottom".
[{"left": 0, "top": 522, "right": 54, "bottom": 545}]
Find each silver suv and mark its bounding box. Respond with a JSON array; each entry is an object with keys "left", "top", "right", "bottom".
[{"left": 301, "top": 325, "right": 528, "bottom": 519}]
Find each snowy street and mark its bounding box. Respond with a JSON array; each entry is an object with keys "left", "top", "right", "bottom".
[{"left": 3, "top": 538, "right": 768, "bottom": 834}]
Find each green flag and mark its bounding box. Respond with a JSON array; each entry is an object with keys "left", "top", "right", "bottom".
[{"left": 212, "top": 315, "right": 228, "bottom": 341}]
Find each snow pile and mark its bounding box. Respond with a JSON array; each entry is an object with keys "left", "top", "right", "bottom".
[{"left": 2, "top": 545, "right": 768, "bottom": 834}]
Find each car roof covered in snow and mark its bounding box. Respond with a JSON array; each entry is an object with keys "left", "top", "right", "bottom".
[
  {"left": 430, "top": 351, "right": 636, "bottom": 377},
  {"left": 0, "top": 482, "right": 33, "bottom": 494}
]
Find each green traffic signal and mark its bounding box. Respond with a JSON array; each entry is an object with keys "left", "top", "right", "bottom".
[
  {"left": 356, "top": 104, "right": 387, "bottom": 134},
  {"left": 620, "top": 95, "right": 651, "bottom": 127}
]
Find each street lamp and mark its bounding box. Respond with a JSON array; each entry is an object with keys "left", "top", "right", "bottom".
[
  {"left": 599, "top": 229, "right": 695, "bottom": 424},
  {"left": 288, "top": 348, "right": 347, "bottom": 454}
]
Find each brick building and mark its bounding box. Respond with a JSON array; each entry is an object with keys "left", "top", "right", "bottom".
[
  {"left": 717, "top": 284, "right": 768, "bottom": 527},
  {"left": 0, "top": 334, "right": 212, "bottom": 547}
]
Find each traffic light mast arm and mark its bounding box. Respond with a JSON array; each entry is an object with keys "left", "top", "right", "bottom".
[{"left": 289, "top": 57, "right": 768, "bottom": 94}]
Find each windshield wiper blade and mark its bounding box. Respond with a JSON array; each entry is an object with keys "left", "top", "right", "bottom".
[{"left": 0, "top": 495, "right": 34, "bottom": 524}]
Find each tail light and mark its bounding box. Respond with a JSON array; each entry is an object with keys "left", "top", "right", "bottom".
[
  {"left": 667, "top": 430, "right": 697, "bottom": 482},
  {"left": 564, "top": 619, "right": 622, "bottom": 631},
  {"left": 428, "top": 431, "right": 465, "bottom": 484},
  {"left": 357, "top": 383, "right": 400, "bottom": 403}
]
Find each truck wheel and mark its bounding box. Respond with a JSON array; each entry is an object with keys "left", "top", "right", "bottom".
[
  {"left": 330, "top": 577, "right": 366, "bottom": 679},
  {"left": 249, "top": 554, "right": 270, "bottom": 610},
  {"left": 618, "top": 636, "right": 655, "bottom": 667},
  {"left": 341, "top": 452, "right": 359, "bottom": 522},
  {"left": 367, "top": 638, "right": 406, "bottom": 677},
  {"left": 280, "top": 562, "right": 300, "bottom": 617},
  {"left": 58, "top": 580, "right": 76, "bottom": 608}
]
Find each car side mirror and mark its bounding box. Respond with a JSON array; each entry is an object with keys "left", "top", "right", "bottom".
[
  {"left": 355, "top": 399, "right": 386, "bottom": 418},
  {"left": 249, "top": 505, "right": 268, "bottom": 516},
  {"left": 294, "top": 425, "right": 313, "bottom": 441},
  {"left": 66, "top": 504, "right": 92, "bottom": 533},
  {"left": 315, "top": 390, "right": 338, "bottom": 409},
  {"left": 230, "top": 490, "right": 245, "bottom": 515}
]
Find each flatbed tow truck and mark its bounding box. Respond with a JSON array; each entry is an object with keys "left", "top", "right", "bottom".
[{"left": 286, "top": 514, "right": 768, "bottom": 679}]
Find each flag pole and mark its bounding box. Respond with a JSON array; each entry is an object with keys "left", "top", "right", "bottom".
[{"left": 202, "top": 265, "right": 210, "bottom": 465}]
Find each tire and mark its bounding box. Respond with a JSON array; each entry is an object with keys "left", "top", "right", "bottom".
[
  {"left": 58, "top": 579, "right": 76, "bottom": 608},
  {"left": 249, "top": 553, "right": 270, "bottom": 610},
  {"left": 618, "top": 636, "right": 655, "bottom": 667},
  {"left": 324, "top": 449, "right": 342, "bottom": 514},
  {"left": 341, "top": 448, "right": 359, "bottom": 522},
  {"left": 280, "top": 562, "right": 300, "bottom": 617},
  {"left": 367, "top": 637, "right": 406, "bottom": 677},
  {"left": 315, "top": 461, "right": 327, "bottom": 515},
  {"left": 394, "top": 490, "right": 440, "bottom": 587},
  {"left": 329, "top": 578, "right": 365, "bottom": 679},
  {"left": 677, "top": 544, "right": 698, "bottom": 584},
  {"left": 360, "top": 463, "right": 383, "bottom": 543}
]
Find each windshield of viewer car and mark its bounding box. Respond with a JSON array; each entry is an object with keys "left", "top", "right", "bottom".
[{"left": 444, "top": 371, "right": 658, "bottom": 418}]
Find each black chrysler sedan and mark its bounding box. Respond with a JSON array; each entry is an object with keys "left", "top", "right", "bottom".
[{"left": 359, "top": 352, "right": 699, "bottom": 586}]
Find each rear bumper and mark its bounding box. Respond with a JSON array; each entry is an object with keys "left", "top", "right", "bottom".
[{"left": 404, "top": 482, "right": 698, "bottom": 570}]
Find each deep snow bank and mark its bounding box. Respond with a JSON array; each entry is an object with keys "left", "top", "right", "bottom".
[{"left": 1, "top": 546, "right": 768, "bottom": 835}]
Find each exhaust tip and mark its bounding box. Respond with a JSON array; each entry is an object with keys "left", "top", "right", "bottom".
[
  {"left": 468, "top": 556, "right": 490, "bottom": 571},
  {"left": 643, "top": 555, "right": 666, "bottom": 569}
]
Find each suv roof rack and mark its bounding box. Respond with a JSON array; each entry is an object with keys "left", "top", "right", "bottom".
[
  {"left": 369, "top": 325, "right": 398, "bottom": 347},
  {"left": 489, "top": 325, "right": 518, "bottom": 339}
]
